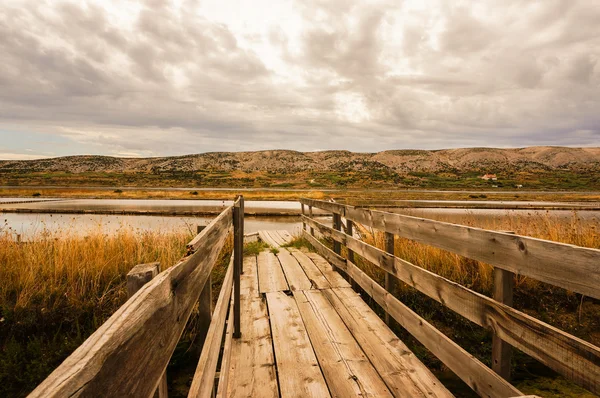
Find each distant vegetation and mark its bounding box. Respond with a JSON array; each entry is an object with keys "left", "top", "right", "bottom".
[{"left": 1, "top": 147, "right": 599, "bottom": 190}]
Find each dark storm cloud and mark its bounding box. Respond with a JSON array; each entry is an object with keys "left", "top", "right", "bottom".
[{"left": 0, "top": 0, "right": 599, "bottom": 158}]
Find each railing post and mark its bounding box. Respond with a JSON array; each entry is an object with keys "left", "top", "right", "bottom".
[
  {"left": 301, "top": 203, "right": 306, "bottom": 231},
  {"left": 384, "top": 232, "right": 397, "bottom": 327},
  {"left": 332, "top": 213, "right": 341, "bottom": 255},
  {"left": 233, "top": 196, "right": 244, "bottom": 339},
  {"left": 127, "top": 263, "right": 168, "bottom": 398},
  {"left": 346, "top": 219, "right": 354, "bottom": 263},
  {"left": 309, "top": 205, "right": 315, "bottom": 236},
  {"left": 492, "top": 232, "right": 515, "bottom": 381}
]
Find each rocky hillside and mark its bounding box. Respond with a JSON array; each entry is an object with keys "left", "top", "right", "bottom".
[
  {"left": 1, "top": 146, "right": 599, "bottom": 174},
  {"left": 1, "top": 146, "right": 599, "bottom": 189}
]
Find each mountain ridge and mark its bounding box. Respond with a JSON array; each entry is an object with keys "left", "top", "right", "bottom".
[{"left": 1, "top": 146, "right": 599, "bottom": 174}]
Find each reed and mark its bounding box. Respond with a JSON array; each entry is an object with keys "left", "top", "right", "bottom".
[{"left": 0, "top": 224, "right": 233, "bottom": 397}]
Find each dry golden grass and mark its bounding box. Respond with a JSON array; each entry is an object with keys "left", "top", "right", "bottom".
[
  {"left": 0, "top": 226, "right": 193, "bottom": 313},
  {"left": 2, "top": 187, "right": 600, "bottom": 203}
]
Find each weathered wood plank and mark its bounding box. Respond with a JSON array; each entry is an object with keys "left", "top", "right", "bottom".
[
  {"left": 257, "top": 251, "right": 289, "bottom": 294},
  {"left": 337, "top": 262, "right": 522, "bottom": 398},
  {"left": 322, "top": 288, "right": 454, "bottom": 398},
  {"left": 126, "top": 262, "right": 167, "bottom": 398},
  {"left": 30, "top": 207, "right": 233, "bottom": 398},
  {"left": 304, "top": 216, "right": 600, "bottom": 395},
  {"left": 300, "top": 199, "right": 600, "bottom": 300},
  {"left": 264, "top": 230, "right": 284, "bottom": 247},
  {"left": 304, "top": 251, "right": 351, "bottom": 289},
  {"left": 288, "top": 248, "right": 331, "bottom": 289},
  {"left": 227, "top": 256, "right": 279, "bottom": 398},
  {"left": 276, "top": 249, "right": 312, "bottom": 291},
  {"left": 294, "top": 290, "right": 393, "bottom": 397},
  {"left": 188, "top": 256, "right": 234, "bottom": 398},
  {"left": 266, "top": 291, "right": 331, "bottom": 398},
  {"left": 278, "top": 230, "right": 294, "bottom": 245},
  {"left": 215, "top": 299, "right": 234, "bottom": 398},
  {"left": 258, "top": 230, "right": 280, "bottom": 248},
  {"left": 269, "top": 231, "right": 287, "bottom": 246}
]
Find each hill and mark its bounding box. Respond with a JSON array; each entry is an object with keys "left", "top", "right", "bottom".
[{"left": 1, "top": 146, "right": 599, "bottom": 190}]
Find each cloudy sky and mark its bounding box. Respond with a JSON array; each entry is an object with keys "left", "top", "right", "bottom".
[{"left": 1, "top": 0, "right": 599, "bottom": 159}]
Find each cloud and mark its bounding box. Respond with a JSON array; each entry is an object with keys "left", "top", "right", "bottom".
[{"left": 0, "top": 0, "right": 599, "bottom": 158}]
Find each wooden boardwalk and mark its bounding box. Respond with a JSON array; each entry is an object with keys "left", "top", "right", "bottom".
[
  {"left": 32, "top": 197, "right": 592, "bottom": 398},
  {"left": 223, "top": 231, "right": 452, "bottom": 398}
]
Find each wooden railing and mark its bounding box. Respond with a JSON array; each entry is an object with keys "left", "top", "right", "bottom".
[
  {"left": 29, "top": 196, "right": 245, "bottom": 398},
  {"left": 300, "top": 198, "right": 600, "bottom": 398}
]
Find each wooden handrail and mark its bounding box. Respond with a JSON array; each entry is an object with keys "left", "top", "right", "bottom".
[
  {"left": 302, "top": 215, "right": 600, "bottom": 394},
  {"left": 302, "top": 231, "right": 522, "bottom": 398},
  {"left": 188, "top": 255, "right": 235, "bottom": 398},
  {"left": 29, "top": 205, "right": 234, "bottom": 398},
  {"left": 300, "top": 198, "right": 600, "bottom": 299}
]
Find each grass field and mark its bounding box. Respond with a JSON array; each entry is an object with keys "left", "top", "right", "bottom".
[{"left": 0, "top": 225, "right": 232, "bottom": 397}]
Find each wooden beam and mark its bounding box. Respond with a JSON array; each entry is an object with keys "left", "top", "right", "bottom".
[
  {"left": 127, "top": 262, "right": 168, "bottom": 398},
  {"left": 30, "top": 206, "right": 233, "bottom": 398},
  {"left": 300, "top": 198, "right": 600, "bottom": 300},
  {"left": 233, "top": 197, "right": 243, "bottom": 339},
  {"left": 266, "top": 292, "right": 331, "bottom": 398},
  {"left": 188, "top": 256, "right": 234, "bottom": 398},
  {"left": 309, "top": 205, "right": 314, "bottom": 236},
  {"left": 340, "top": 260, "right": 522, "bottom": 398},
  {"left": 303, "top": 216, "right": 600, "bottom": 395}
]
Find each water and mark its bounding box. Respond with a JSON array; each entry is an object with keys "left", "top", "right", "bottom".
[
  {"left": 0, "top": 213, "right": 304, "bottom": 239},
  {"left": 0, "top": 198, "right": 306, "bottom": 214}
]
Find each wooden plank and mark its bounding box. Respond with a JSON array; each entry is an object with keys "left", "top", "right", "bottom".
[
  {"left": 288, "top": 248, "right": 331, "bottom": 289},
  {"left": 188, "top": 256, "right": 234, "bottom": 398},
  {"left": 257, "top": 251, "right": 289, "bottom": 294},
  {"left": 300, "top": 199, "right": 600, "bottom": 300},
  {"left": 304, "top": 216, "right": 600, "bottom": 395},
  {"left": 273, "top": 230, "right": 290, "bottom": 246},
  {"left": 265, "top": 230, "right": 284, "bottom": 247},
  {"left": 258, "top": 230, "right": 280, "bottom": 248},
  {"left": 227, "top": 256, "right": 279, "bottom": 398},
  {"left": 126, "top": 262, "right": 167, "bottom": 398},
  {"left": 304, "top": 251, "right": 351, "bottom": 289},
  {"left": 30, "top": 206, "right": 233, "bottom": 398},
  {"left": 294, "top": 290, "right": 393, "bottom": 397},
  {"left": 322, "top": 288, "right": 454, "bottom": 398},
  {"left": 334, "top": 265, "right": 521, "bottom": 398},
  {"left": 215, "top": 299, "right": 234, "bottom": 398},
  {"left": 266, "top": 292, "right": 331, "bottom": 398},
  {"left": 276, "top": 249, "right": 312, "bottom": 291},
  {"left": 278, "top": 230, "right": 294, "bottom": 245}
]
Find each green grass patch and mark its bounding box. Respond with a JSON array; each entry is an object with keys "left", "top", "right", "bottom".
[{"left": 243, "top": 240, "right": 269, "bottom": 256}]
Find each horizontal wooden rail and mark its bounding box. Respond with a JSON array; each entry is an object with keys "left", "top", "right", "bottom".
[
  {"left": 30, "top": 206, "right": 234, "bottom": 398},
  {"left": 302, "top": 231, "right": 522, "bottom": 398},
  {"left": 300, "top": 198, "right": 600, "bottom": 300},
  {"left": 303, "top": 215, "right": 600, "bottom": 395},
  {"left": 189, "top": 255, "right": 235, "bottom": 398}
]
